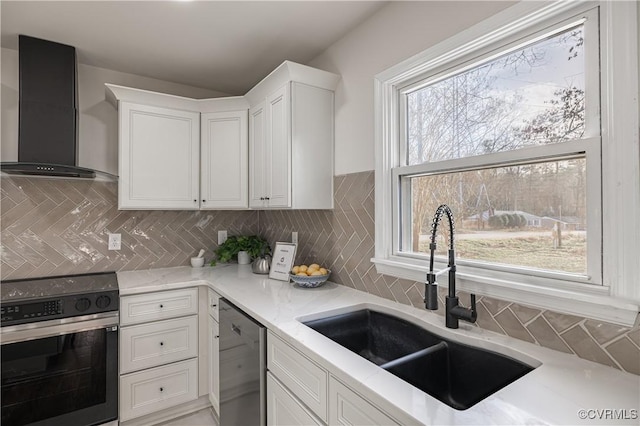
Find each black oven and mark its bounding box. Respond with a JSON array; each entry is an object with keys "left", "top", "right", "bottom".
[{"left": 1, "top": 273, "right": 119, "bottom": 426}]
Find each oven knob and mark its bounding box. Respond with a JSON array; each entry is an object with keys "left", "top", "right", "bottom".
[
  {"left": 75, "top": 298, "right": 91, "bottom": 312},
  {"left": 96, "top": 295, "right": 111, "bottom": 309}
]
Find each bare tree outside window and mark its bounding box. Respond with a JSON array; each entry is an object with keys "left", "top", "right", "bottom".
[{"left": 404, "top": 25, "right": 588, "bottom": 274}]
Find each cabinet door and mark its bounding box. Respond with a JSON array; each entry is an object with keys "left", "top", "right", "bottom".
[
  {"left": 208, "top": 316, "right": 220, "bottom": 415},
  {"left": 265, "top": 84, "right": 291, "bottom": 208},
  {"left": 120, "top": 358, "right": 198, "bottom": 421},
  {"left": 119, "top": 102, "right": 200, "bottom": 210},
  {"left": 249, "top": 101, "right": 268, "bottom": 208},
  {"left": 267, "top": 331, "right": 328, "bottom": 422},
  {"left": 329, "top": 377, "right": 398, "bottom": 426},
  {"left": 201, "top": 111, "right": 248, "bottom": 209},
  {"left": 267, "top": 373, "right": 324, "bottom": 426},
  {"left": 120, "top": 288, "right": 198, "bottom": 326},
  {"left": 120, "top": 316, "right": 198, "bottom": 374}
]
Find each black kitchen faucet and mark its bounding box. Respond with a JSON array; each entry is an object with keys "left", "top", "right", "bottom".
[{"left": 424, "top": 204, "right": 478, "bottom": 328}]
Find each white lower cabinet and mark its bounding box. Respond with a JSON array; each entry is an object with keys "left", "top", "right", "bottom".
[
  {"left": 120, "top": 288, "right": 198, "bottom": 326},
  {"left": 119, "top": 289, "right": 200, "bottom": 423},
  {"left": 329, "top": 377, "right": 398, "bottom": 426},
  {"left": 267, "top": 331, "right": 402, "bottom": 426},
  {"left": 267, "top": 372, "right": 323, "bottom": 426},
  {"left": 208, "top": 297, "right": 220, "bottom": 415},
  {"left": 120, "top": 316, "right": 198, "bottom": 374},
  {"left": 120, "top": 358, "right": 198, "bottom": 422},
  {"left": 267, "top": 331, "right": 328, "bottom": 422}
]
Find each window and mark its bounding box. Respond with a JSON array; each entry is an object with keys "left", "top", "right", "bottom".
[
  {"left": 397, "top": 16, "right": 598, "bottom": 281},
  {"left": 374, "top": 2, "right": 639, "bottom": 325}
]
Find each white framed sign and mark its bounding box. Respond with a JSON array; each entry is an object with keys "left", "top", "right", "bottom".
[{"left": 269, "top": 242, "right": 297, "bottom": 281}]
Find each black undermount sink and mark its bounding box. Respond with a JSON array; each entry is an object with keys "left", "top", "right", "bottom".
[{"left": 303, "top": 309, "right": 535, "bottom": 410}]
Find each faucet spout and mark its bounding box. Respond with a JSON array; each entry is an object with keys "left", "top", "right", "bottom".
[{"left": 423, "top": 204, "right": 478, "bottom": 329}]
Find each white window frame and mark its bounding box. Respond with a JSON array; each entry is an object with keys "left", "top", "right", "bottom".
[{"left": 373, "top": 1, "right": 639, "bottom": 326}]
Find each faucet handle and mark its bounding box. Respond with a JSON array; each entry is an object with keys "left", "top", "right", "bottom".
[{"left": 469, "top": 293, "right": 478, "bottom": 323}]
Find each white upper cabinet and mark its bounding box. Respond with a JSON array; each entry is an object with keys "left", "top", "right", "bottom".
[
  {"left": 246, "top": 62, "right": 339, "bottom": 209},
  {"left": 201, "top": 110, "right": 248, "bottom": 209},
  {"left": 107, "top": 61, "right": 338, "bottom": 211},
  {"left": 249, "top": 85, "right": 291, "bottom": 208},
  {"left": 249, "top": 101, "right": 267, "bottom": 207},
  {"left": 118, "top": 101, "right": 200, "bottom": 210},
  {"left": 106, "top": 85, "right": 249, "bottom": 210}
]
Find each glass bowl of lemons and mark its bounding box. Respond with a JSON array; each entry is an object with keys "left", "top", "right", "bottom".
[{"left": 290, "top": 264, "right": 331, "bottom": 288}]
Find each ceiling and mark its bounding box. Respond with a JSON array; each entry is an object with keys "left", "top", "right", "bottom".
[{"left": 1, "top": 1, "right": 387, "bottom": 95}]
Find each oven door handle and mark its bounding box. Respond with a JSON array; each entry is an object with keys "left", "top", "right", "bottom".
[{"left": 0, "top": 314, "right": 119, "bottom": 345}]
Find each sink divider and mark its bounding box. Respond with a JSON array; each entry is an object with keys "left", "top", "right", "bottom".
[{"left": 379, "top": 341, "right": 448, "bottom": 370}]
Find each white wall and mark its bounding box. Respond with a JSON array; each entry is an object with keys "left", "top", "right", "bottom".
[
  {"left": 1, "top": 47, "right": 227, "bottom": 175},
  {"left": 308, "top": 1, "right": 515, "bottom": 175}
]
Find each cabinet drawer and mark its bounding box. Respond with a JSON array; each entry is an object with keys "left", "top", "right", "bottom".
[
  {"left": 120, "top": 316, "right": 198, "bottom": 373},
  {"left": 267, "top": 331, "right": 328, "bottom": 422},
  {"left": 208, "top": 288, "right": 220, "bottom": 321},
  {"left": 120, "top": 288, "right": 198, "bottom": 325},
  {"left": 120, "top": 358, "right": 198, "bottom": 421},
  {"left": 329, "top": 377, "right": 398, "bottom": 426},
  {"left": 267, "top": 372, "right": 324, "bottom": 426}
]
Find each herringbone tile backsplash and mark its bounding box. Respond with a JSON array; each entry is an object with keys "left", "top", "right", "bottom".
[
  {"left": 1, "top": 172, "right": 638, "bottom": 374},
  {"left": 1, "top": 176, "right": 258, "bottom": 279}
]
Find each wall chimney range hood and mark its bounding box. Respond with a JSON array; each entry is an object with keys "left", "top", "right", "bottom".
[{"left": 1, "top": 35, "right": 96, "bottom": 178}]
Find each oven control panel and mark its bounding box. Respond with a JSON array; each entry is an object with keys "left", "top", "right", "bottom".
[{"left": 1, "top": 290, "right": 119, "bottom": 327}]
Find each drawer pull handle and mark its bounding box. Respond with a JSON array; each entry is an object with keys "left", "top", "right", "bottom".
[
  {"left": 215, "top": 335, "right": 219, "bottom": 339},
  {"left": 160, "top": 387, "right": 164, "bottom": 392},
  {"left": 160, "top": 304, "right": 164, "bottom": 308},
  {"left": 211, "top": 304, "right": 217, "bottom": 308},
  {"left": 160, "top": 341, "right": 164, "bottom": 346}
]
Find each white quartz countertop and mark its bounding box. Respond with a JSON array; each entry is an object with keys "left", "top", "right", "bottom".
[{"left": 117, "top": 265, "right": 640, "bottom": 425}]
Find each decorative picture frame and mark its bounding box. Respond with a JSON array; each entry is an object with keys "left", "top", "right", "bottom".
[{"left": 269, "top": 242, "right": 297, "bottom": 281}]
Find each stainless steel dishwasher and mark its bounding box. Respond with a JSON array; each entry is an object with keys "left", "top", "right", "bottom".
[{"left": 219, "top": 298, "right": 266, "bottom": 426}]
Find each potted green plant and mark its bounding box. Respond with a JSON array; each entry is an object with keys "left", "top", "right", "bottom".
[{"left": 211, "top": 235, "right": 271, "bottom": 266}]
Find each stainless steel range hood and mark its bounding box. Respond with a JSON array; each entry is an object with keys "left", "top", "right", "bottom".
[{"left": 1, "top": 35, "right": 96, "bottom": 178}]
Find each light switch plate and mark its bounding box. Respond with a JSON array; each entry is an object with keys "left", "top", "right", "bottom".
[
  {"left": 292, "top": 231, "right": 298, "bottom": 244},
  {"left": 108, "top": 233, "right": 121, "bottom": 250}
]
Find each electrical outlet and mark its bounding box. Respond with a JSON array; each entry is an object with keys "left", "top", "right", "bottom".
[
  {"left": 108, "top": 233, "right": 121, "bottom": 251},
  {"left": 292, "top": 231, "right": 298, "bottom": 244},
  {"left": 218, "top": 230, "right": 228, "bottom": 245}
]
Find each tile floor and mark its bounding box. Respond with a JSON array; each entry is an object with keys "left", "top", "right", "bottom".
[{"left": 156, "top": 408, "right": 217, "bottom": 426}]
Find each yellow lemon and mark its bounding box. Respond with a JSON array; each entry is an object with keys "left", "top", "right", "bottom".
[
  {"left": 291, "top": 266, "right": 300, "bottom": 274},
  {"left": 296, "top": 272, "right": 308, "bottom": 277},
  {"left": 299, "top": 265, "right": 308, "bottom": 273},
  {"left": 310, "top": 270, "right": 323, "bottom": 276},
  {"left": 309, "top": 263, "right": 320, "bottom": 270},
  {"left": 319, "top": 268, "right": 328, "bottom": 275}
]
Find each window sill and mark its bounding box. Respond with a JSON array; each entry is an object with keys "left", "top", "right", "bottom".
[{"left": 372, "top": 256, "right": 639, "bottom": 327}]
